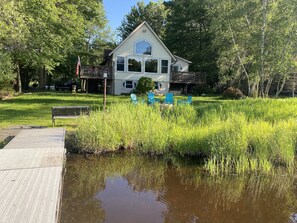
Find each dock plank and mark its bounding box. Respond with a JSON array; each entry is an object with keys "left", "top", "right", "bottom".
[
  {"left": 3, "top": 128, "right": 65, "bottom": 150},
  {"left": 0, "top": 167, "right": 62, "bottom": 223},
  {"left": 0, "top": 128, "right": 65, "bottom": 223}
]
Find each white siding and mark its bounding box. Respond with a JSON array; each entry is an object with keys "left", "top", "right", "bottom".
[
  {"left": 112, "top": 23, "right": 172, "bottom": 95},
  {"left": 174, "top": 59, "right": 189, "bottom": 72}
]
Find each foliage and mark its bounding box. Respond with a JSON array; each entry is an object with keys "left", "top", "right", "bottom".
[
  {"left": 136, "top": 77, "right": 155, "bottom": 94},
  {"left": 222, "top": 87, "right": 245, "bottom": 99},
  {"left": 0, "top": 51, "right": 15, "bottom": 90},
  {"left": 0, "top": 0, "right": 113, "bottom": 91},
  {"left": 209, "top": 0, "right": 297, "bottom": 97},
  {"left": 164, "top": 0, "right": 218, "bottom": 86},
  {"left": 118, "top": 1, "right": 167, "bottom": 40}
]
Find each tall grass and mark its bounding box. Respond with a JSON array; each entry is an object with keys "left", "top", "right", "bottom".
[{"left": 75, "top": 98, "right": 297, "bottom": 175}]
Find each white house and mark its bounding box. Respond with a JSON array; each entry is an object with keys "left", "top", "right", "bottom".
[{"left": 80, "top": 22, "right": 197, "bottom": 95}]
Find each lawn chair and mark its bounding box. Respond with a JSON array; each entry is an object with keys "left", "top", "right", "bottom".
[
  {"left": 147, "top": 92, "right": 161, "bottom": 105},
  {"left": 130, "top": 94, "right": 139, "bottom": 105},
  {"left": 164, "top": 93, "right": 174, "bottom": 105},
  {"left": 177, "top": 96, "right": 192, "bottom": 105}
]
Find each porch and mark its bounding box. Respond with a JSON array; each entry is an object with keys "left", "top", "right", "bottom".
[
  {"left": 170, "top": 72, "right": 207, "bottom": 94},
  {"left": 80, "top": 66, "right": 112, "bottom": 93}
]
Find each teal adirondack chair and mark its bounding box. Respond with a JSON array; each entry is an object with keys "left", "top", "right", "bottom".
[
  {"left": 147, "top": 92, "right": 161, "bottom": 105},
  {"left": 130, "top": 94, "right": 139, "bottom": 105},
  {"left": 177, "top": 96, "right": 192, "bottom": 105},
  {"left": 164, "top": 93, "right": 174, "bottom": 105}
]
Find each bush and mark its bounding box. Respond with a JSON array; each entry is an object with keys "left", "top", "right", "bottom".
[
  {"left": 136, "top": 77, "right": 154, "bottom": 94},
  {"left": 222, "top": 87, "right": 245, "bottom": 99}
]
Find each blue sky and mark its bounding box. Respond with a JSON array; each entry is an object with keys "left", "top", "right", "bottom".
[{"left": 103, "top": 0, "right": 159, "bottom": 33}]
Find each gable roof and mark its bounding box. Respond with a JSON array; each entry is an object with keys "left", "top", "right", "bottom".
[
  {"left": 174, "top": 55, "right": 192, "bottom": 64},
  {"left": 109, "top": 21, "right": 176, "bottom": 61}
]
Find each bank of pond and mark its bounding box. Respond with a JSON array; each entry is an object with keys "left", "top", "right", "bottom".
[{"left": 73, "top": 98, "right": 297, "bottom": 175}]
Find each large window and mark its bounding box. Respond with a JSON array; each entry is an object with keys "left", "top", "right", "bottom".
[
  {"left": 161, "top": 60, "right": 168, "bottom": 74},
  {"left": 128, "top": 58, "right": 142, "bottom": 72},
  {"left": 145, "top": 59, "right": 158, "bottom": 73},
  {"left": 136, "top": 41, "right": 152, "bottom": 55},
  {"left": 117, "top": 56, "right": 125, "bottom": 71}
]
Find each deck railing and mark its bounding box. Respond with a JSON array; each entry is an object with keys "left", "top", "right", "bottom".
[
  {"left": 80, "top": 66, "right": 112, "bottom": 79},
  {"left": 170, "top": 72, "right": 207, "bottom": 84}
]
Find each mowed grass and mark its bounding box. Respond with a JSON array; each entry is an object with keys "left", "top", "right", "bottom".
[{"left": 0, "top": 92, "right": 129, "bottom": 128}]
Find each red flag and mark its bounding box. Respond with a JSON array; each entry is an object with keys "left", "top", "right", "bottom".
[{"left": 76, "top": 56, "right": 81, "bottom": 76}]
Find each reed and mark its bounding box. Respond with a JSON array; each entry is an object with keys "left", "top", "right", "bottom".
[{"left": 75, "top": 98, "right": 297, "bottom": 174}]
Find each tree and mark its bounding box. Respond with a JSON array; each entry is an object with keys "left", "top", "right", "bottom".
[
  {"left": 118, "top": 1, "right": 167, "bottom": 40},
  {"left": 209, "top": 0, "right": 297, "bottom": 97},
  {"left": 0, "top": 51, "right": 15, "bottom": 91},
  {"left": 0, "top": 0, "right": 112, "bottom": 92},
  {"left": 164, "top": 0, "right": 218, "bottom": 86}
]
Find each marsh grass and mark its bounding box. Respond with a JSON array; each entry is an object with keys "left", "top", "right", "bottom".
[
  {"left": 76, "top": 99, "right": 297, "bottom": 175},
  {"left": 1, "top": 92, "right": 297, "bottom": 174}
]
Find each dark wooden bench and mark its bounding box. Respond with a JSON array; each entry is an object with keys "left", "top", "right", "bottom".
[{"left": 51, "top": 106, "right": 90, "bottom": 127}]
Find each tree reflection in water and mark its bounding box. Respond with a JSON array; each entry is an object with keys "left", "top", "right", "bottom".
[{"left": 61, "top": 154, "right": 297, "bottom": 223}]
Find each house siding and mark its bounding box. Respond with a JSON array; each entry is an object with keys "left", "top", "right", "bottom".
[
  {"left": 111, "top": 23, "right": 172, "bottom": 95},
  {"left": 173, "top": 59, "right": 190, "bottom": 72}
]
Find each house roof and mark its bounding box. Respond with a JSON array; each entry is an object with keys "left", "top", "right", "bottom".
[
  {"left": 109, "top": 21, "right": 176, "bottom": 61},
  {"left": 174, "top": 55, "right": 192, "bottom": 64}
]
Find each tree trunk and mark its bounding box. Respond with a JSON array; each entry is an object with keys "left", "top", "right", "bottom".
[
  {"left": 249, "top": 82, "right": 259, "bottom": 97},
  {"left": 16, "top": 63, "right": 22, "bottom": 93},
  {"left": 293, "top": 74, "right": 296, "bottom": 97},
  {"left": 264, "top": 78, "right": 273, "bottom": 97},
  {"left": 260, "top": 0, "right": 268, "bottom": 98},
  {"left": 39, "top": 66, "right": 47, "bottom": 89},
  {"left": 275, "top": 77, "right": 287, "bottom": 97}
]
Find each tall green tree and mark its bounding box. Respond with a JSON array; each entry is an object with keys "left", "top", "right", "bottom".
[
  {"left": 209, "top": 0, "right": 297, "bottom": 97},
  {"left": 164, "top": 0, "right": 218, "bottom": 86},
  {"left": 118, "top": 1, "right": 167, "bottom": 40},
  {"left": 0, "top": 0, "right": 111, "bottom": 92}
]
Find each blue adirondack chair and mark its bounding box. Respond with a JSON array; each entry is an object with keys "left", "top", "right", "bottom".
[
  {"left": 177, "top": 96, "right": 192, "bottom": 105},
  {"left": 164, "top": 93, "right": 174, "bottom": 105},
  {"left": 147, "top": 92, "right": 161, "bottom": 105},
  {"left": 130, "top": 94, "right": 139, "bottom": 105}
]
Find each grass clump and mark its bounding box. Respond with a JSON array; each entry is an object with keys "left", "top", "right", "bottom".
[
  {"left": 76, "top": 104, "right": 169, "bottom": 154},
  {"left": 76, "top": 102, "right": 297, "bottom": 175}
]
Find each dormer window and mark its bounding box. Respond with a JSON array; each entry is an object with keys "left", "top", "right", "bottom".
[{"left": 136, "top": 41, "right": 152, "bottom": 55}]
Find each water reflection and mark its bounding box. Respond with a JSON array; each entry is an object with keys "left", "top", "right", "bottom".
[{"left": 61, "top": 154, "right": 297, "bottom": 223}]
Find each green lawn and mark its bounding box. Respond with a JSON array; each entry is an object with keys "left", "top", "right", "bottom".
[
  {"left": 0, "top": 92, "right": 130, "bottom": 128},
  {"left": 0, "top": 92, "right": 212, "bottom": 128},
  {"left": 1, "top": 91, "right": 297, "bottom": 128}
]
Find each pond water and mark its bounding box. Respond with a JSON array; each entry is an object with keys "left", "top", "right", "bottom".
[{"left": 61, "top": 154, "right": 297, "bottom": 223}]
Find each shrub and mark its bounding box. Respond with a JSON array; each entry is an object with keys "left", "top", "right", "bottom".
[
  {"left": 222, "top": 87, "right": 245, "bottom": 99},
  {"left": 136, "top": 77, "right": 154, "bottom": 94}
]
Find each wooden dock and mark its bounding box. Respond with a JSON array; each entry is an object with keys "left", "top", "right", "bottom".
[{"left": 0, "top": 128, "right": 66, "bottom": 223}]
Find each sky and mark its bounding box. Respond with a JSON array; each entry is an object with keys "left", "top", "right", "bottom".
[{"left": 103, "top": 0, "right": 159, "bottom": 33}]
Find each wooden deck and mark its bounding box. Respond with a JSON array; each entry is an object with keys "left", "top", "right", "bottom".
[{"left": 0, "top": 128, "right": 66, "bottom": 223}]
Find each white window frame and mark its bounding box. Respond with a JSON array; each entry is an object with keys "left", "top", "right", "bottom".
[
  {"left": 128, "top": 57, "right": 142, "bottom": 73},
  {"left": 134, "top": 40, "right": 153, "bottom": 56},
  {"left": 116, "top": 56, "right": 125, "bottom": 72},
  {"left": 161, "top": 59, "right": 169, "bottom": 74},
  {"left": 144, "top": 57, "right": 158, "bottom": 74},
  {"left": 125, "top": 80, "right": 133, "bottom": 89}
]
